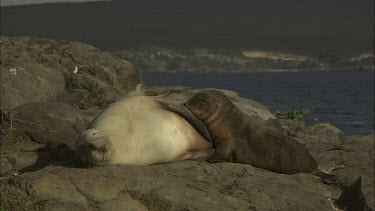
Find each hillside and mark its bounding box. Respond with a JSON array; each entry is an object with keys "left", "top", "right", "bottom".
[
  {"left": 1, "top": 0, "right": 374, "bottom": 60},
  {"left": 113, "top": 48, "right": 374, "bottom": 72}
]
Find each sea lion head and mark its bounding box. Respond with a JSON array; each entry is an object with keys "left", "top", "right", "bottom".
[
  {"left": 75, "top": 128, "right": 114, "bottom": 167},
  {"left": 185, "top": 90, "right": 231, "bottom": 121}
]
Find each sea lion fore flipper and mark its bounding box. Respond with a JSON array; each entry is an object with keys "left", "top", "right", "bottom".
[
  {"left": 182, "top": 149, "right": 215, "bottom": 161},
  {"left": 157, "top": 100, "right": 213, "bottom": 143},
  {"left": 208, "top": 142, "right": 233, "bottom": 162}
]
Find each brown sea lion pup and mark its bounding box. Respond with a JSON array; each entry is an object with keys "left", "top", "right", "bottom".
[{"left": 184, "top": 90, "right": 336, "bottom": 183}]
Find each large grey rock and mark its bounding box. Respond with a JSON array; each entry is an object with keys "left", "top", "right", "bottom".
[
  {"left": 10, "top": 102, "right": 90, "bottom": 148},
  {"left": 295, "top": 131, "right": 374, "bottom": 191},
  {"left": 336, "top": 176, "right": 374, "bottom": 211},
  {"left": 10, "top": 161, "right": 341, "bottom": 211},
  {"left": 55, "top": 39, "right": 142, "bottom": 94},
  {"left": 303, "top": 122, "right": 345, "bottom": 144},
  {"left": 0, "top": 134, "right": 44, "bottom": 155},
  {"left": 292, "top": 123, "right": 350, "bottom": 172},
  {"left": 1, "top": 152, "right": 52, "bottom": 175},
  {"left": 149, "top": 86, "right": 281, "bottom": 131},
  {"left": 0, "top": 133, "right": 75, "bottom": 176},
  {"left": 330, "top": 135, "right": 374, "bottom": 190},
  {"left": 53, "top": 89, "right": 90, "bottom": 108},
  {"left": 154, "top": 86, "right": 275, "bottom": 120},
  {"left": 0, "top": 36, "right": 143, "bottom": 110},
  {"left": 1, "top": 179, "right": 51, "bottom": 211},
  {"left": 64, "top": 73, "right": 122, "bottom": 108},
  {"left": 0, "top": 46, "right": 65, "bottom": 110}
]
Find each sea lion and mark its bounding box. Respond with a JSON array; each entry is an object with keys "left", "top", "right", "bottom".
[
  {"left": 75, "top": 96, "right": 214, "bottom": 166},
  {"left": 184, "top": 90, "right": 335, "bottom": 182}
]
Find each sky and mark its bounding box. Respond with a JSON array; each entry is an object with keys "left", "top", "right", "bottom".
[{"left": 0, "top": 0, "right": 110, "bottom": 6}]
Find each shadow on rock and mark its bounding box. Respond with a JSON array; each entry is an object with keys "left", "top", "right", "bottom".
[{"left": 20, "top": 144, "right": 82, "bottom": 173}]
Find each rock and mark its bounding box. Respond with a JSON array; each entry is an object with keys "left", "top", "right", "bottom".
[
  {"left": 1, "top": 180, "right": 51, "bottom": 211},
  {"left": 0, "top": 67, "right": 374, "bottom": 210},
  {"left": 64, "top": 73, "right": 122, "bottom": 108},
  {"left": 80, "top": 109, "right": 102, "bottom": 122},
  {"left": 53, "top": 89, "right": 90, "bottom": 107},
  {"left": 345, "top": 134, "right": 374, "bottom": 143},
  {"left": 0, "top": 134, "right": 47, "bottom": 175},
  {"left": 9, "top": 161, "right": 341, "bottom": 211},
  {"left": 0, "top": 36, "right": 143, "bottom": 110},
  {"left": 336, "top": 176, "right": 375, "bottom": 211},
  {"left": 0, "top": 152, "right": 52, "bottom": 175},
  {"left": 294, "top": 131, "right": 374, "bottom": 191},
  {"left": 279, "top": 119, "right": 305, "bottom": 136},
  {"left": 291, "top": 123, "right": 348, "bottom": 172},
  {"left": 155, "top": 86, "right": 275, "bottom": 120},
  {"left": 149, "top": 86, "right": 282, "bottom": 131},
  {"left": 10, "top": 102, "right": 90, "bottom": 148},
  {"left": 0, "top": 134, "right": 44, "bottom": 154},
  {"left": 0, "top": 132, "right": 77, "bottom": 176},
  {"left": 330, "top": 135, "right": 374, "bottom": 190},
  {"left": 303, "top": 122, "right": 345, "bottom": 143},
  {"left": 0, "top": 49, "right": 65, "bottom": 110},
  {"left": 0, "top": 158, "right": 14, "bottom": 175},
  {"left": 55, "top": 40, "right": 142, "bottom": 94},
  {"left": 0, "top": 102, "right": 87, "bottom": 175}
]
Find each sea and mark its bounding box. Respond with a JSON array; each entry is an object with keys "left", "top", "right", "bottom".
[{"left": 141, "top": 71, "right": 375, "bottom": 136}]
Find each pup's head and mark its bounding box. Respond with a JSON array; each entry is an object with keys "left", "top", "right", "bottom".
[{"left": 184, "top": 90, "right": 231, "bottom": 121}]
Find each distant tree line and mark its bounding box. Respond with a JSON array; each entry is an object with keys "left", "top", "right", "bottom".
[{"left": 1, "top": 0, "right": 374, "bottom": 60}]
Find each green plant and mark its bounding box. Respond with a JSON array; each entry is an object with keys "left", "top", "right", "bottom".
[
  {"left": 329, "top": 144, "right": 354, "bottom": 152},
  {"left": 331, "top": 144, "right": 345, "bottom": 151},
  {"left": 274, "top": 110, "right": 285, "bottom": 119},
  {"left": 144, "top": 87, "right": 158, "bottom": 96},
  {"left": 286, "top": 109, "right": 310, "bottom": 122},
  {"left": 275, "top": 109, "right": 310, "bottom": 122}
]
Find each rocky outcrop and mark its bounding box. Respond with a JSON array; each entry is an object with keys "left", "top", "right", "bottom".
[
  {"left": 8, "top": 161, "right": 341, "bottom": 211},
  {"left": 155, "top": 86, "right": 275, "bottom": 120},
  {"left": 10, "top": 102, "right": 91, "bottom": 148},
  {"left": 150, "top": 86, "right": 282, "bottom": 131},
  {"left": 0, "top": 38, "right": 373, "bottom": 210},
  {"left": 336, "top": 176, "right": 374, "bottom": 211},
  {"left": 0, "top": 36, "right": 143, "bottom": 110},
  {"left": 1, "top": 84, "right": 373, "bottom": 211},
  {"left": 1, "top": 86, "right": 373, "bottom": 210}
]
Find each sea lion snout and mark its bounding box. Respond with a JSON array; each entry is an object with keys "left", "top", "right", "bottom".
[
  {"left": 184, "top": 92, "right": 221, "bottom": 121},
  {"left": 75, "top": 128, "right": 113, "bottom": 166}
]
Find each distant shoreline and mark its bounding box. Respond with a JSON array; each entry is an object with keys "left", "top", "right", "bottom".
[{"left": 113, "top": 48, "right": 374, "bottom": 73}]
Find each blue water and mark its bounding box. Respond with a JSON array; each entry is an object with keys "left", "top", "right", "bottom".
[{"left": 141, "top": 71, "right": 375, "bottom": 135}]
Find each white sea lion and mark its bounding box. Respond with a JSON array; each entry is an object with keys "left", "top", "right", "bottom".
[{"left": 75, "top": 96, "right": 213, "bottom": 166}]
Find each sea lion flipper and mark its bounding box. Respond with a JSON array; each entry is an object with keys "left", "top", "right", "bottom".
[
  {"left": 208, "top": 142, "right": 233, "bottom": 162},
  {"left": 186, "top": 149, "right": 215, "bottom": 161},
  {"left": 157, "top": 100, "right": 213, "bottom": 143}
]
